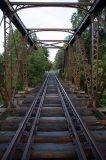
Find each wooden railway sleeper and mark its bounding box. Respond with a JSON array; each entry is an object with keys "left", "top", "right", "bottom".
[{"left": 55, "top": 75, "right": 105, "bottom": 160}]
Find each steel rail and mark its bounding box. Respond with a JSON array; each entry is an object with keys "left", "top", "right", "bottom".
[
  {"left": 1, "top": 75, "right": 49, "bottom": 160},
  {"left": 55, "top": 75, "right": 105, "bottom": 160},
  {"left": 22, "top": 81, "right": 48, "bottom": 160},
  {"left": 57, "top": 85, "right": 87, "bottom": 160}
]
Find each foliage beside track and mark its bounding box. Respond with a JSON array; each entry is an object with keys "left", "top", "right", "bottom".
[
  {"left": 54, "top": 0, "right": 106, "bottom": 106},
  {"left": 28, "top": 47, "right": 52, "bottom": 87},
  {"left": 0, "top": 29, "right": 52, "bottom": 103}
]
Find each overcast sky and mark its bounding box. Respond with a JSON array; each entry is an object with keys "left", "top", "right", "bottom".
[{"left": 0, "top": 0, "right": 77, "bottom": 61}]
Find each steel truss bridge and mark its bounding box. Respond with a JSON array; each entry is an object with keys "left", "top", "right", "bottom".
[
  {"left": 0, "top": 1, "right": 106, "bottom": 160},
  {"left": 0, "top": 0, "right": 106, "bottom": 107}
]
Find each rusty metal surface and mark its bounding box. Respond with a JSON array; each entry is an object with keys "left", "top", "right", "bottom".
[
  {"left": 11, "top": 2, "right": 92, "bottom": 11},
  {"left": 0, "top": 1, "right": 37, "bottom": 49},
  {"left": 56, "top": 75, "right": 105, "bottom": 160},
  {"left": 91, "top": 15, "right": 99, "bottom": 106},
  {"left": 1, "top": 73, "right": 105, "bottom": 160},
  {"left": 36, "top": 40, "right": 68, "bottom": 48},
  {"left": 68, "top": 0, "right": 105, "bottom": 47},
  {"left": 76, "top": 36, "right": 92, "bottom": 96},
  {"left": 1, "top": 75, "right": 49, "bottom": 160},
  {"left": 27, "top": 28, "right": 75, "bottom": 34}
]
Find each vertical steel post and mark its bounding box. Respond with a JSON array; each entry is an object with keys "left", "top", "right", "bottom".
[
  {"left": 12, "top": 34, "right": 23, "bottom": 99},
  {"left": 67, "top": 47, "right": 70, "bottom": 81},
  {"left": 63, "top": 49, "right": 66, "bottom": 76},
  {"left": 74, "top": 41, "right": 81, "bottom": 90},
  {"left": 91, "top": 15, "right": 99, "bottom": 107},
  {"left": 68, "top": 47, "right": 72, "bottom": 83},
  {"left": 4, "top": 13, "right": 13, "bottom": 106},
  {"left": 4, "top": 14, "right": 8, "bottom": 90},
  {"left": 21, "top": 36, "right": 28, "bottom": 93},
  {"left": 76, "top": 35, "right": 92, "bottom": 96},
  {"left": 69, "top": 47, "right": 75, "bottom": 86},
  {"left": 63, "top": 49, "right": 67, "bottom": 80},
  {"left": 68, "top": 46, "right": 77, "bottom": 89}
]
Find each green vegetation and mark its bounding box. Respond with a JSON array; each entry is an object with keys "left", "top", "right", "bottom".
[
  {"left": 11, "top": 30, "right": 51, "bottom": 88},
  {"left": 54, "top": 0, "right": 106, "bottom": 106},
  {"left": 100, "top": 91, "right": 106, "bottom": 106},
  {"left": 0, "top": 29, "right": 52, "bottom": 104},
  {"left": 28, "top": 47, "right": 52, "bottom": 87},
  {"left": 54, "top": 49, "right": 64, "bottom": 77}
]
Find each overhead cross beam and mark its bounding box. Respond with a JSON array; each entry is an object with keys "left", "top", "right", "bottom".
[
  {"left": 36, "top": 40, "right": 69, "bottom": 42},
  {"left": 36, "top": 39, "right": 68, "bottom": 49},
  {"left": 11, "top": 2, "right": 92, "bottom": 12},
  {"left": 27, "top": 28, "right": 75, "bottom": 34},
  {"left": 37, "top": 41, "right": 65, "bottom": 49}
]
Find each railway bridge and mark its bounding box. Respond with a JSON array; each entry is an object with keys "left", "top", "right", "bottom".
[{"left": 0, "top": 0, "right": 106, "bottom": 159}]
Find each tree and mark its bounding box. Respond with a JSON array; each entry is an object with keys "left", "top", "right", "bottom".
[
  {"left": 28, "top": 47, "right": 51, "bottom": 87},
  {"left": 70, "top": 0, "right": 106, "bottom": 105},
  {"left": 54, "top": 49, "right": 64, "bottom": 76},
  {"left": 0, "top": 29, "right": 51, "bottom": 106}
]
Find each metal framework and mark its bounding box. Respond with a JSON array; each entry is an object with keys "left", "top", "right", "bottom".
[
  {"left": 91, "top": 15, "right": 99, "bottom": 106},
  {"left": 21, "top": 36, "right": 29, "bottom": 92},
  {"left": 68, "top": 0, "right": 105, "bottom": 46},
  {"left": 0, "top": 0, "right": 105, "bottom": 107},
  {"left": 11, "top": 2, "right": 92, "bottom": 13},
  {"left": 36, "top": 40, "right": 69, "bottom": 42},
  {"left": 37, "top": 41, "right": 65, "bottom": 49},
  {"left": 64, "top": 46, "right": 80, "bottom": 90},
  {"left": 4, "top": 14, "right": 14, "bottom": 106},
  {"left": 76, "top": 36, "right": 92, "bottom": 95},
  {"left": 0, "top": 1, "right": 37, "bottom": 49},
  {"left": 36, "top": 40, "right": 69, "bottom": 48},
  {"left": 27, "top": 28, "right": 72, "bottom": 48},
  {"left": 1, "top": 74, "right": 105, "bottom": 159},
  {"left": 27, "top": 28, "right": 75, "bottom": 34},
  {"left": 74, "top": 42, "right": 81, "bottom": 90}
]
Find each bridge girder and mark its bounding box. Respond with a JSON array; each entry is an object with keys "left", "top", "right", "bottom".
[
  {"left": 0, "top": 0, "right": 105, "bottom": 107},
  {"left": 0, "top": 0, "right": 37, "bottom": 49},
  {"left": 27, "top": 28, "right": 75, "bottom": 34},
  {"left": 68, "top": 0, "right": 106, "bottom": 47},
  {"left": 11, "top": 2, "right": 92, "bottom": 12}
]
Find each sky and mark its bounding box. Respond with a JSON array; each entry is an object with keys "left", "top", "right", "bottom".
[{"left": 0, "top": 0, "right": 77, "bottom": 62}]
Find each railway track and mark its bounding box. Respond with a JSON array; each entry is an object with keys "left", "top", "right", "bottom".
[{"left": 1, "top": 73, "right": 105, "bottom": 160}]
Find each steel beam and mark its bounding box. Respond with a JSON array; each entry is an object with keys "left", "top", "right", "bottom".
[
  {"left": 36, "top": 39, "right": 68, "bottom": 49},
  {"left": 4, "top": 14, "right": 13, "bottom": 101},
  {"left": 41, "top": 46, "right": 63, "bottom": 49},
  {"left": 91, "top": 16, "right": 99, "bottom": 107},
  {"left": 69, "top": 0, "right": 106, "bottom": 47},
  {"left": 11, "top": 2, "right": 92, "bottom": 9},
  {"left": 36, "top": 40, "right": 69, "bottom": 42},
  {"left": 40, "top": 46, "right": 63, "bottom": 49},
  {"left": 27, "top": 28, "right": 75, "bottom": 34},
  {"left": 0, "top": 1, "right": 37, "bottom": 49},
  {"left": 76, "top": 36, "right": 91, "bottom": 96}
]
